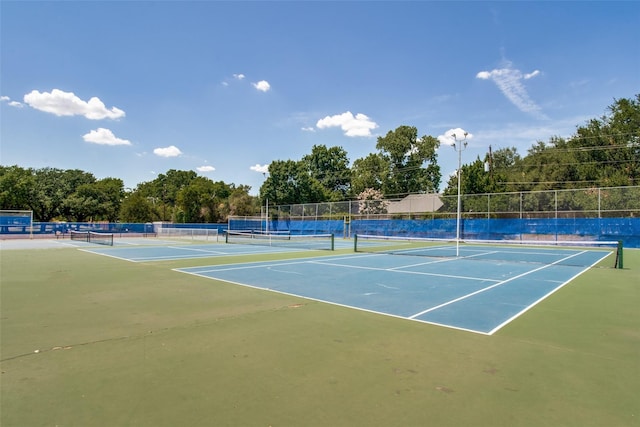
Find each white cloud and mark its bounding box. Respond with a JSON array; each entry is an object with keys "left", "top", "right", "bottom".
[
  {"left": 524, "top": 70, "right": 541, "bottom": 80},
  {"left": 250, "top": 164, "right": 269, "bottom": 174},
  {"left": 316, "top": 111, "right": 378, "bottom": 137},
  {"left": 233, "top": 73, "right": 245, "bottom": 80},
  {"left": 301, "top": 126, "right": 315, "bottom": 132},
  {"left": 153, "top": 145, "right": 182, "bottom": 158},
  {"left": 476, "top": 62, "right": 547, "bottom": 119},
  {"left": 197, "top": 165, "right": 215, "bottom": 172},
  {"left": 437, "top": 128, "right": 474, "bottom": 147},
  {"left": 23, "top": 89, "right": 125, "bottom": 120},
  {"left": 83, "top": 128, "right": 132, "bottom": 146},
  {"left": 252, "top": 80, "right": 271, "bottom": 92},
  {"left": 1, "top": 95, "right": 23, "bottom": 108}
]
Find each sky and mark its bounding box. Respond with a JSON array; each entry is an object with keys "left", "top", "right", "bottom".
[{"left": 1, "top": 1, "right": 639, "bottom": 196}]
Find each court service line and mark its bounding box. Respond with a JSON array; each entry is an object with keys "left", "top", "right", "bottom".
[
  {"left": 386, "top": 250, "right": 501, "bottom": 271},
  {"left": 179, "top": 253, "right": 385, "bottom": 274},
  {"left": 308, "top": 259, "right": 498, "bottom": 282},
  {"left": 408, "top": 250, "right": 589, "bottom": 320}
]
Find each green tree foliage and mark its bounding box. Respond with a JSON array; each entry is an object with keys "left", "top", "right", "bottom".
[
  {"left": 350, "top": 153, "right": 388, "bottom": 195},
  {"left": 0, "top": 165, "right": 34, "bottom": 210},
  {"left": 119, "top": 191, "right": 157, "bottom": 223},
  {"left": 570, "top": 94, "right": 640, "bottom": 186},
  {"left": 375, "top": 125, "right": 441, "bottom": 197},
  {"left": 137, "top": 169, "right": 199, "bottom": 221},
  {"left": 63, "top": 178, "right": 124, "bottom": 222},
  {"left": 30, "top": 168, "right": 96, "bottom": 222},
  {"left": 302, "top": 145, "right": 351, "bottom": 201},
  {"left": 175, "top": 177, "right": 234, "bottom": 223},
  {"left": 259, "top": 160, "right": 325, "bottom": 205},
  {"left": 441, "top": 158, "right": 491, "bottom": 213},
  {"left": 485, "top": 147, "right": 521, "bottom": 193},
  {"left": 225, "top": 186, "right": 259, "bottom": 217},
  {"left": 441, "top": 95, "right": 639, "bottom": 200}
]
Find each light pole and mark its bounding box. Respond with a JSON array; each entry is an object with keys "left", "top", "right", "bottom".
[
  {"left": 453, "top": 132, "right": 468, "bottom": 257},
  {"left": 262, "top": 172, "right": 269, "bottom": 234}
]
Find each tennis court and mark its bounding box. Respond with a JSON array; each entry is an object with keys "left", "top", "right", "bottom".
[
  {"left": 81, "top": 234, "right": 350, "bottom": 262},
  {"left": 2, "top": 235, "right": 637, "bottom": 426},
  {"left": 175, "top": 242, "right": 614, "bottom": 335}
]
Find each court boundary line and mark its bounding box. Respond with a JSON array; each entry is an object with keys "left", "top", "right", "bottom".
[
  {"left": 78, "top": 243, "right": 325, "bottom": 262},
  {"left": 486, "top": 251, "right": 612, "bottom": 335},
  {"left": 186, "top": 254, "right": 500, "bottom": 283},
  {"left": 408, "top": 250, "right": 589, "bottom": 321},
  {"left": 174, "top": 267, "right": 489, "bottom": 335},
  {"left": 173, "top": 250, "right": 613, "bottom": 335}
]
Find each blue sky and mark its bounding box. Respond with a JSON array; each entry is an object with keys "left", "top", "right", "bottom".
[{"left": 1, "top": 1, "right": 639, "bottom": 195}]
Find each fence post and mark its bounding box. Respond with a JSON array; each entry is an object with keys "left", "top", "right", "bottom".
[{"left": 617, "top": 241, "right": 624, "bottom": 269}]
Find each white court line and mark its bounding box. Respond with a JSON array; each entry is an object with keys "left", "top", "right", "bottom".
[
  {"left": 408, "top": 250, "right": 589, "bottom": 320},
  {"left": 174, "top": 266, "right": 495, "bottom": 336},
  {"left": 179, "top": 253, "right": 380, "bottom": 274},
  {"left": 486, "top": 251, "right": 612, "bottom": 335},
  {"left": 181, "top": 253, "right": 499, "bottom": 283},
  {"left": 78, "top": 248, "right": 139, "bottom": 262},
  {"left": 386, "top": 249, "right": 501, "bottom": 271},
  {"left": 308, "top": 259, "right": 498, "bottom": 282}
]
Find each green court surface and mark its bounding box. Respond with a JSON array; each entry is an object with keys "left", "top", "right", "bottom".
[{"left": 1, "top": 241, "right": 638, "bottom": 426}]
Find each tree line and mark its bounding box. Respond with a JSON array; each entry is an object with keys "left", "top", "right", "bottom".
[{"left": 1, "top": 95, "right": 637, "bottom": 223}]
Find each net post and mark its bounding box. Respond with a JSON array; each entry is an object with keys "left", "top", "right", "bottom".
[
  {"left": 225, "top": 231, "right": 229, "bottom": 244},
  {"left": 617, "top": 240, "right": 624, "bottom": 269},
  {"left": 354, "top": 234, "right": 358, "bottom": 252},
  {"left": 330, "top": 233, "right": 335, "bottom": 251}
]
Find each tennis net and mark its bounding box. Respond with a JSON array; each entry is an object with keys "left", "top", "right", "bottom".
[
  {"left": 354, "top": 234, "right": 623, "bottom": 268},
  {"left": 158, "top": 227, "right": 219, "bottom": 242},
  {"left": 70, "top": 230, "right": 89, "bottom": 242},
  {"left": 226, "top": 231, "right": 334, "bottom": 251},
  {"left": 89, "top": 231, "right": 114, "bottom": 246},
  {"left": 70, "top": 230, "right": 114, "bottom": 246}
]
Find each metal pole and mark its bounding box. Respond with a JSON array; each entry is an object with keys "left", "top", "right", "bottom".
[
  {"left": 456, "top": 145, "right": 462, "bottom": 256},
  {"left": 453, "top": 132, "right": 468, "bottom": 257}
]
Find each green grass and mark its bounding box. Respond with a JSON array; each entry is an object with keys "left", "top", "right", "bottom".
[{"left": 1, "top": 244, "right": 638, "bottom": 426}]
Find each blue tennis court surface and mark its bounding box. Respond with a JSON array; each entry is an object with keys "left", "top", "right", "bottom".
[
  {"left": 80, "top": 239, "right": 353, "bottom": 262},
  {"left": 82, "top": 243, "right": 310, "bottom": 262},
  {"left": 175, "top": 248, "right": 612, "bottom": 335}
]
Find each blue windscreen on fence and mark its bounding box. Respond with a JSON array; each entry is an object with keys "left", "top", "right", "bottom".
[
  {"left": 2, "top": 218, "right": 638, "bottom": 248},
  {"left": 267, "top": 217, "right": 640, "bottom": 248}
]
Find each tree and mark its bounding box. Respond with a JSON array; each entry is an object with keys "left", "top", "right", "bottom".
[
  {"left": 301, "top": 145, "right": 351, "bottom": 201},
  {"left": 225, "top": 186, "right": 259, "bottom": 217},
  {"left": 259, "top": 160, "right": 325, "bottom": 205},
  {"left": 484, "top": 147, "right": 521, "bottom": 193},
  {"left": 441, "top": 158, "right": 490, "bottom": 213},
  {"left": 374, "top": 125, "right": 441, "bottom": 197},
  {"left": 120, "top": 192, "right": 157, "bottom": 223},
  {"left": 571, "top": 94, "right": 640, "bottom": 186},
  {"left": 30, "top": 168, "right": 96, "bottom": 222},
  {"left": 175, "top": 177, "right": 226, "bottom": 223},
  {"left": 350, "top": 153, "right": 388, "bottom": 195},
  {"left": 0, "top": 165, "right": 34, "bottom": 210},
  {"left": 137, "top": 169, "right": 198, "bottom": 221}
]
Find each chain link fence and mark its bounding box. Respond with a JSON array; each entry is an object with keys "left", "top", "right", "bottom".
[{"left": 264, "top": 186, "right": 640, "bottom": 221}]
